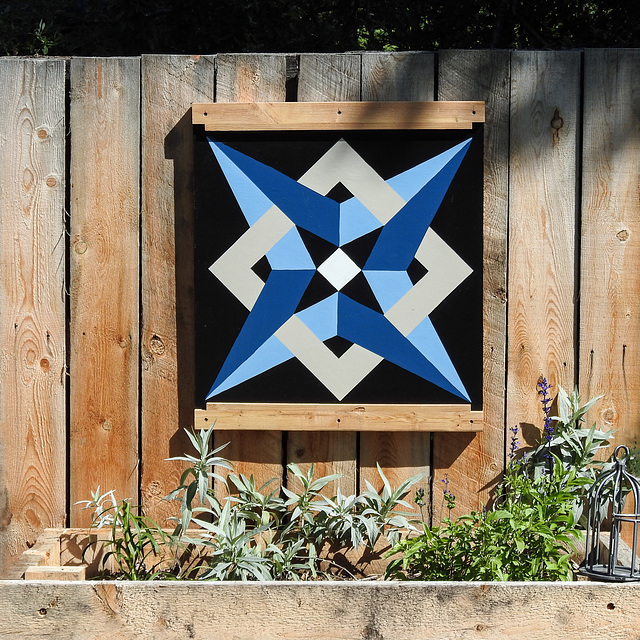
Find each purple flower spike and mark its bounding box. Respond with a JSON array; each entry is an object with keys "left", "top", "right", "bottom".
[
  {"left": 537, "top": 377, "right": 554, "bottom": 459},
  {"left": 509, "top": 425, "right": 520, "bottom": 460}
]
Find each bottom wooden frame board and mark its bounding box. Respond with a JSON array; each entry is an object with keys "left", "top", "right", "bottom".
[{"left": 194, "top": 403, "right": 483, "bottom": 431}]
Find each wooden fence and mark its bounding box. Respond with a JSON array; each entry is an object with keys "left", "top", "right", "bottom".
[{"left": 1, "top": 50, "right": 639, "bottom": 577}]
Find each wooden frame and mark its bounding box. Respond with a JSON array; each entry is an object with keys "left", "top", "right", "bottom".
[
  {"left": 192, "top": 100, "right": 485, "bottom": 432},
  {"left": 195, "top": 403, "right": 482, "bottom": 432},
  {"left": 193, "top": 101, "right": 484, "bottom": 131}
]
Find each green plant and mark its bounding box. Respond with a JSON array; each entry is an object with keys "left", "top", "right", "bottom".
[
  {"left": 627, "top": 442, "right": 640, "bottom": 477},
  {"left": 164, "top": 424, "right": 233, "bottom": 535},
  {"left": 31, "top": 20, "right": 59, "bottom": 55},
  {"left": 521, "top": 381, "right": 614, "bottom": 523},
  {"left": 385, "top": 381, "right": 610, "bottom": 582},
  {"left": 80, "top": 424, "right": 422, "bottom": 581},
  {"left": 528, "top": 384, "right": 612, "bottom": 480},
  {"left": 78, "top": 489, "right": 172, "bottom": 580},
  {"left": 385, "top": 455, "right": 588, "bottom": 581},
  {"left": 176, "top": 458, "right": 421, "bottom": 581}
]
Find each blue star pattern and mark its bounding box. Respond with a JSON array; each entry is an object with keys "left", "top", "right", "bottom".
[{"left": 206, "top": 137, "right": 473, "bottom": 402}]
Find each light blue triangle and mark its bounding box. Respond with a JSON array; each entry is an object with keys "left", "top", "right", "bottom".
[
  {"left": 339, "top": 197, "right": 383, "bottom": 246},
  {"left": 295, "top": 293, "right": 339, "bottom": 341},
  {"left": 407, "top": 316, "right": 470, "bottom": 402},
  {"left": 208, "top": 139, "right": 273, "bottom": 226},
  {"left": 206, "top": 335, "right": 293, "bottom": 398},
  {"left": 363, "top": 271, "right": 413, "bottom": 313},
  {"left": 387, "top": 138, "right": 472, "bottom": 202},
  {"left": 267, "top": 228, "right": 315, "bottom": 270}
]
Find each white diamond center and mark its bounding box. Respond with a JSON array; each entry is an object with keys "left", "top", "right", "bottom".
[{"left": 317, "top": 248, "right": 361, "bottom": 291}]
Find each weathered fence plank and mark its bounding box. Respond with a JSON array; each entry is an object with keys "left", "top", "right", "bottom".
[
  {"left": 69, "top": 58, "right": 141, "bottom": 526},
  {"left": 361, "top": 51, "right": 434, "bottom": 103},
  {"left": 506, "top": 51, "right": 581, "bottom": 441},
  {"left": 141, "top": 55, "right": 216, "bottom": 525},
  {"left": 359, "top": 52, "right": 435, "bottom": 499},
  {"left": 0, "top": 59, "right": 66, "bottom": 576},
  {"left": 433, "top": 50, "right": 511, "bottom": 517},
  {"left": 2, "top": 581, "right": 640, "bottom": 639},
  {"left": 579, "top": 49, "right": 640, "bottom": 454},
  {"left": 212, "top": 54, "right": 289, "bottom": 494},
  {"left": 288, "top": 53, "right": 362, "bottom": 496}
]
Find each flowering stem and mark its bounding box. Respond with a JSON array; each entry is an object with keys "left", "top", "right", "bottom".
[
  {"left": 537, "top": 376, "right": 553, "bottom": 471},
  {"left": 509, "top": 425, "right": 520, "bottom": 461}
]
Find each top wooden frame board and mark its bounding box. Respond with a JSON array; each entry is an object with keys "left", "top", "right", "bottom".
[{"left": 192, "top": 101, "right": 485, "bottom": 131}]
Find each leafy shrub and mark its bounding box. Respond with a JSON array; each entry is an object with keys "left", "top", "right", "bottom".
[
  {"left": 385, "top": 380, "right": 612, "bottom": 582},
  {"left": 80, "top": 381, "right": 631, "bottom": 582},
  {"left": 79, "top": 425, "right": 421, "bottom": 581},
  {"left": 385, "top": 456, "right": 588, "bottom": 581}
]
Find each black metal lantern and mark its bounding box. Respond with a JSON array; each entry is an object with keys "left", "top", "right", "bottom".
[{"left": 580, "top": 445, "right": 640, "bottom": 581}]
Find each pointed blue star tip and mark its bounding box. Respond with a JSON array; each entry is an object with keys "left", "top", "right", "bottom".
[
  {"left": 452, "top": 137, "right": 473, "bottom": 157},
  {"left": 458, "top": 387, "right": 472, "bottom": 403}
]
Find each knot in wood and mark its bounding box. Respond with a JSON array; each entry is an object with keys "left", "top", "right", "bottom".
[
  {"left": 494, "top": 287, "right": 507, "bottom": 302},
  {"left": 145, "top": 481, "right": 163, "bottom": 497},
  {"left": 616, "top": 229, "right": 629, "bottom": 242},
  {"left": 550, "top": 108, "right": 564, "bottom": 131},
  {"left": 150, "top": 335, "right": 165, "bottom": 355}
]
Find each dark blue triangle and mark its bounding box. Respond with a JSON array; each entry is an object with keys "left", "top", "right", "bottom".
[
  {"left": 336, "top": 294, "right": 469, "bottom": 400},
  {"left": 211, "top": 141, "right": 340, "bottom": 245},
  {"left": 212, "top": 269, "right": 314, "bottom": 391},
  {"left": 365, "top": 140, "right": 470, "bottom": 270}
]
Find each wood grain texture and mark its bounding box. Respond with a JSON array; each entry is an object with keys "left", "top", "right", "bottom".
[
  {"left": 69, "top": 58, "right": 140, "bottom": 526},
  {"left": 359, "top": 52, "right": 435, "bottom": 496},
  {"left": 196, "top": 403, "right": 482, "bottom": 431},
  {"left": 141, "top": 55, "right": 215, "bottom": 525},
  {"left": 0, "top": 59, "right": 66, "bottom": 577},
  {"left": 288, "top": 54, "right": 361, "bottom": 496},
  {"left": 506, "top": 52, "right": 581, "bottom": 449},
  {"left": 296, "top": 53, "right": 361, "bottom": 103},
  {"left": 2, "top": 581, "right": 640, "bottom": 639},
  {"left": 433, "top": 50, "right": 511, "bottom": 518},
  {"left": 192, "top": 101, "right": 484, "bottom": 130},
  {"left": 580, "top": 49, "right": 640, "bottom": 455},
  {"left": 212, "top": 54, "right": 288, "bottom": 493},
  {"left": 361, "top": 52, "right": 435, "bottom": 102}
]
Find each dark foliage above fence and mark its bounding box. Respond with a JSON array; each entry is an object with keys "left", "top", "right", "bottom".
[{"left": 2, "top": 0, "right": 640, "bottom": 56}]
